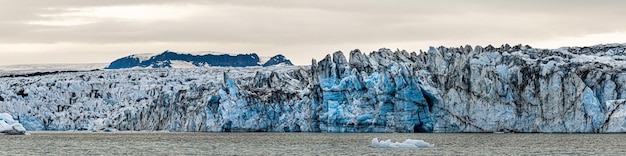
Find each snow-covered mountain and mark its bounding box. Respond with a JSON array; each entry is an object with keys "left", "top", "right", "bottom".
[
  {"left": 105, "top": 51, "right": 293, "bottom": 69},
  {"left": 2, "top": 44, "right": 626, "bottom": 133}
]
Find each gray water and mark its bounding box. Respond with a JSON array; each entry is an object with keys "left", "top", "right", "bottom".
[{"left": 1, "top": 132, "right": 626, "bottom": 155}]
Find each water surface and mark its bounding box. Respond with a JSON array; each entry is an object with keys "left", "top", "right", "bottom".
[{"left": 1, "top": 132, "right": 625, "bottom": 155}]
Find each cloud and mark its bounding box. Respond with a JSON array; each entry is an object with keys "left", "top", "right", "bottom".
[
  {"left": 1, "top": 0, "right": 626, "bottom": 65},
  {"left": 3, "top": 1, "right": 625, "bottom": 43}
]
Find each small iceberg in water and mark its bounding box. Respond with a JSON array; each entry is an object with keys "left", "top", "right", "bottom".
[
  {"left": 103, "top": 128, "right": 119, "bottom": 132},
  {"left": 0, "top": 113, "right": 27, "bottom": 135},
  {"left": 371, "top": 138, "right": 434, "bottom": 148}
]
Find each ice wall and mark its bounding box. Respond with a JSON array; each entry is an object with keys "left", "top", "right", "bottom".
[
  {"left": 419, "top": 44, "right": 626, "bottom": 133},
  {"left": 0, "top": 67, "right": 315, "bottom": 132},
  {"left": 1, "top": 44, "right": 626, "bottom": 133}
]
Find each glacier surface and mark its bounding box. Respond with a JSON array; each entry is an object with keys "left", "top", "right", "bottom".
[{"left": 1, "top": 44, "right": 626, "bottom": 133}]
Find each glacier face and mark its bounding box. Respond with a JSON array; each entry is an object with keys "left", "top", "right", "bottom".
[
  {"left": 419, "top": 44, "right": 626, "bottom": 133},
  {"left": 1, "top": 44, "right": 626, "bottom": 133}
]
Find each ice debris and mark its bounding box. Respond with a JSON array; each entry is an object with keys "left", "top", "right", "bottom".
[
  {"left": 371, "top": 138, "right": 434, "bottom": 148},
  {"left": 0, "top": 113, "right": 27, "bottom": 135}
]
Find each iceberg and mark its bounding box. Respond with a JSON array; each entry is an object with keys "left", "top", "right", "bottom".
[
  {"left": 0, "top": 113, "right": 27, "bottom": 135},
  {"left": 371, "top": 138, "right": 435, "bottom": 148}
]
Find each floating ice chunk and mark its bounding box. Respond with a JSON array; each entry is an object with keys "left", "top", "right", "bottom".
[
  {"left": 0, "top": 113, "right": 27, "bottom": 135},
  {"left": 371, "top": 138, "right": 434, "bottom": 148}
]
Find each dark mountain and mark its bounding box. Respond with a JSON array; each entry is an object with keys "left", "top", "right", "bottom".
[{"left": 105, "top": 50, "right": 293, "bottom": 69}]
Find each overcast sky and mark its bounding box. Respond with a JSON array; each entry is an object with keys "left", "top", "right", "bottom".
[{"left": 1, "top": 0, "right": 626, "bottom": 66}]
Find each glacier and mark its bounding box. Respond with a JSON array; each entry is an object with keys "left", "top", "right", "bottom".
[{"left": 1, "top": 44, "right": 626, "bottom": 133}]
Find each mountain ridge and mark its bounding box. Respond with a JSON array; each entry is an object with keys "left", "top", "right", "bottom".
[{"left": 105, "top": 50, "right": 293, "bottom": 69}]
